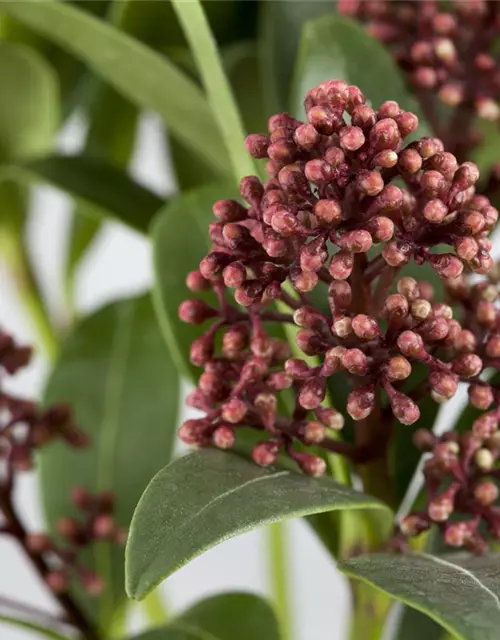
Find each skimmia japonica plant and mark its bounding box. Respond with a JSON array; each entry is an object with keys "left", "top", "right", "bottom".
[{"left": 5, "top": 1, "right": 500, "bottom": 640}]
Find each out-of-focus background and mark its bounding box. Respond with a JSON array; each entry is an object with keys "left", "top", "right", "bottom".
[{"left": 0, "top": 113, "right": 350, "bottom": 640}]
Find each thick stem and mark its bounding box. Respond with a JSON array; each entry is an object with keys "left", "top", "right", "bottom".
[
  {"left": 266, "top": 523, "right": 293, "bottom": 640},
  {"left": 0, "top": 492, "right": 101, "bottom": 640},
  {"left": 349, "top": 580, "right": 391, "bottom": 640}
]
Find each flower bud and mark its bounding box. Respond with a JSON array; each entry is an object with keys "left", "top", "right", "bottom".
[
  {"left": 351, "top": 314, "right": 380, "bottom": 340},
  {"left": 314, "top": 199, "right": 342, "bottom": 226},
  {"left": 469, "top": 384, "right": 494, "bottom": 410},
  {"left": 302, "top": 421, "right": 326, "bottom": 444},
  {"left": 472, "top": 413, "right": 498, "bottom": 439},
  {"left": 46, "top": 571, "right": 69, "bottom": 593},
  {"left": 475, "top": 448, "right": 495, "bottom": 471},
  {"left": 294, "top": 123, "right": 320, "bottom": 149},
  {"left": 321, "top": 346, "right": 346, "bottom": 376},
  {"left": 186, "top": 270, "right": 211, "bottom": 292},
  {"left": 245, "top": 133, "right": 269, "bottom": 158},
  {"left": 315, "top": 407, "right": 344, "bottom": 430},
  {"left": 397, "top": 330, "right": 425, "bottom": 357},
  {"left": 452, "top": 353, "right": 483, "bottom": 378},
  {"left": 428, "top": 254, "right": 463, "bottom": 279},
  {"left": 293, "top": 452, "right": 326, "bottom": 477},
  {"left": 386, "top": 356, "right": 412, "bottom": 381},
  {"left": 474, "top": 480, "right": 499, "bottom": 506},
  {"left": 178, "top": 299, "right": 217, "bottom": 324},
  {"left": 430, "top": 371, "right": 458, "bottom": 400},
  {"left": 213, "top": 199, "right": 247, "bottom": 222},
  {"left": 347, "top": 385, "right": 376, "bottom": 420},
  {"left": 26, "top": 533, "right": 52, "bottom": 554},
  {"left": 213, "top": 425, "right": 235, "bottom": 450},
  {"left": 423, "top": 199, "right": 448, "bottom": 223},
  {"left": 454, "top": 329, "right": 477, "bottom": 353},
  {"left": 397, "top": 277, "right": 420, "bottom": 301},
  {"left": 390, "top": 391, "right": 420, "bottom": 425},
  {"left": 357, "top": 170, "right": 384, "bottom": 196},
  {"left": 413, "top": 429, "right": 437, "bottom": 451},
  {"left": 398, "top": 148, "right": 422, "bottom": 174},
  {"left": 342, "top": 348, "right": 368, "bottom": 375},
  {"left": 329, "top": 251, "right": 354, "bottom": 280},
  {"left": 333, "top": 316, "right": 353, "bottom": 338},
  {"left": 384, "top": 294, "right": 409, "bottom": 320},
  {"left": 339, "top": 125, "right": 366, "bottom": 151},
  {"left": 486, "top": 335, "right": 500, "bottom": 358},
  {"left": 337, "top": 230, "right": 373, "bottom": 253},
  {"left": 382, "top": 241, "right": 411, "bottom": 267},
  {"left": 400, "top": 513, "right": 430, "bottom": 537},
  {"left": 298, "top": 377, "right": 326, "bottom": 410},
  {"left": 252, "top": 441, "right": 280, "bottom": 467},
  {"left": 369, "top": 118, "right": 401, "bottom": 150}
]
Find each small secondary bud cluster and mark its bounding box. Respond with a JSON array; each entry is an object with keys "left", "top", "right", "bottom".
[
  {"left": 342, "top": 1, "right": 500, "bottom": 156},
  {"left": 0, "top": 329, "right": 125, "bottom": 597}
]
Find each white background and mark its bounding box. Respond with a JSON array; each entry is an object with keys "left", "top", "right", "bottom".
[{"left": 0, "top": 113, "right": 352, "bottom": 640}]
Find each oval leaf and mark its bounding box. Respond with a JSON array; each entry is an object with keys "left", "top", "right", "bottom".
[
  {"left": 126, "top": 449, "right": 388, "bottom": 600},
  {"left": 6, "top": 154, "right": 163, "bottom": 232},
  {"left": 291, "top": 13, "right": 430, "bottom": 134},
  {"left": 0, "top": 42, "right": 59, "bottom": 160},
  {"left": 133, "top": 592, "right": 281, "bottom": 640},
  {"left": 1, "top": 0, "right": 228, "bottom": 177},
  {"left": 152, "top": 183, "right": 235, "bottom": 381},
  {"left": 339, "top": 553, "right": 500, "bottom": 640},
  {"left": 41, "top": 294, "right": 180, "bottom": 630}
]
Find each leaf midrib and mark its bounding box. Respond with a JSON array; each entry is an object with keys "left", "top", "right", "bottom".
[{"left": 96, "top": 300, "right": 135, "bottom": 625}]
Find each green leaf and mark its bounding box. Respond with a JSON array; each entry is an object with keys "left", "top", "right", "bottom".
[
  {"left": 132, "top": 592, "right": 281, "bottom": 640},
  {"left": 0, "top": 0, "right": 229, "bottom": 178},
  {"left": 340, "top": 553, "right": 500, "bottom": 640},
  {"left": 171, "top": 0, "right": 255, "bottom": 182},
  {"left": 125, "top": 449, "right": 388, "bottom": 600},
  {"left": 393, "top": 605, "right": 445, "bottom": 640},
  {"left": 259, "top": 1, "right": 334, "bottom": 113},
  {"left": 0, "top": 615, "right": 67, "bottom": 640},
  {"left": 5, "top": 154, "right": 163, "bottom": 233},
  {"left": 291, "top": 14, "right": 430, "bottom": 134},
  {"left": 0, "top": 42, "right": 59, "bottom": 160},
  {"left": 40, "top": 294, "right": 180, "bottom": 630},
  {"left": 152, "top": 183, "right": 236, "bottom": 381},
  {"left": 472, "top": 119, "right": 500, "bottom": 178}
]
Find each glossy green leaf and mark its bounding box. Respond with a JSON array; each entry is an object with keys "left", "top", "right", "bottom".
[
  {"left": 392, "top": 605, "right": 445, "bottom": 640},
  {"left": 41, "top": 294, "right": 180, "bottom": 630},
  {"left": 259, "top": 0, "right": 334, "bottom": 113},
  {"left": 152, "top": 183, "right": 236, "bottom": 381},
  {"left": 171, "top": 0, "right": 255, "bottom": 181},
  {"left": 66, "top": 0, "right": 140, "bottom": 301},
  {"left": 340, "top": 553, "right": 500, "bottom": 640},
  {"left": 291, "top": 14, "right": 430, "bottom": 133},
  {"left": 0, "top": 42, "right": 59, "bottom": 160},
  {"left": 126, "top": 449, "right": 388, "bottom": 600},
  {"left": 132, "top": 593, "right": 281, "bottom": 640},
  {"left": 0, "top": 0, "right": 228, "bottom": 178},
  {"left": 5, "top": 154, "right": 163, "bottom": 232}
]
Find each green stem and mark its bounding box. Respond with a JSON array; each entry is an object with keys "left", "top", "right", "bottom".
[
  {"left": 141, "top": 590, "right": 170, "bottom": 627},
  {"left": 349, "top": 580, "right": 391, "bottom": 640},
  {"left": 0, "top": 189, "right": 58, "bottom": 360},
  {"left": 267, "top": 523, "right": 293, "bottom": 640}
]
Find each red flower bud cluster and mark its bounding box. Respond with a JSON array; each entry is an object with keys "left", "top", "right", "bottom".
[
  {"left": 178, "top": 79, "right": 496, "bottom": 484},
  {"left": 36, "top": 488, "right": 126, "bottom": 595},
  {"left": 398, "top": 426, "right": 500, "bottom": 553},
  {"left": 0, "top": 328, "right": 125, "bottom": 598},
  {"left": 341, "top": 1, "right": 500, "bottom": 150}
]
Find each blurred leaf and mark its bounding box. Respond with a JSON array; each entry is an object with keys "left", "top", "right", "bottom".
[
  {"left": 6, "top": 154, "right": 163, "bottom": 232},
  {"left": 472, "top": 119, "right": 500, "bottom": 179},
  {"left": 171, "top": 0, "right": 255, "bottom": 182},
  {"left": 393, "top": 605, "right": 446, "bottom": 640},
  {"left": 132, "top": 593, "right": 281, "bottom": 640},
  {"left": 0, "top": 43, "right": 59, "bottom": 161},
  {"left": 259, "top": 0, "right": 334, "bottom": 113},
  {"left": 340, "top": 553, "right": 500, "bottom": 640},
  {"left": 126, "top": 449, "right": 388, "bottom": 600},
  {"left": 40, "top": 294, "right": 180, "bottom": 631},
  {"left": 1, "top": 0, "right": 229, "bottom": 177},
  {"left": 152, "top": 183, "right": 236, "bottom": 381},
  {"left": 291, "top": 14, "right": 430, "bottom": 135},
  {"left": 0, "top": 615, "right": 67, "bottom": 640}
]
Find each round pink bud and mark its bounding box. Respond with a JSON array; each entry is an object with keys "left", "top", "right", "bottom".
[
  {"left": 245, "top": 134, "right": 269, "bottom": 158},
  {"left": 329, "top": 251, "right": 354, "bottom": 280},
  {"left": 294, "top": 452, "right": 327, "bottom": 477},
  {"left": 213, "top": 425, "right": 235, "bottom": 449},
  {"left": 455, "top": 237, "right": 479, "bottom": 261},
  {"left": 252, "top": 441, "right": 280, "bottom": 467},
  {"left": 420, "top": 170, "right": 447, "bottom": 199},
  {"left": 300, "top": 237, "right": 328, "bottom": 272},
  {"left": 321, "top": 346, "right": 346, "bottom": 376},
  {"left": 390, "top": 392, "right": 420, "bottom": 425},
  {"left": 428, "top": 254, "right": 463, "bottom": 279},
  {"left": 472, "top": 413, "right": 498, "bottom": 439},
  {"left": 337, "top": 230, "right": 373, "bottom": 253},
  {"left": 378, "top": 101, "right": 401, "bottom": 119},
  {"left": 351, "top": 104, "right": 377, "bottom": 129},
  {"left": 46, "top": 571, "right": 69, "bottom": 593},
  {"left": 397, "top": 331, "right": 425, "bottom": 357},
  {"left": 413, "top": 66, "right": 437, "bottom": 89},
  {"left": 298, "top": 377, "right": 326, "bottom": 410},
  {"left": 294, "top": 123, "right": 320, "bottom": 149},
  {"left": 315, "top": 407, "right": 344, "bottom": 430},
  {"left": 452, "top": 353, "right": 483, "bottom": 378},
  {"left": 423, "top": 199, "right": 448, "bottom": 223},
  {"left": 395, "top": 111, "right": 419, "bottom": 137},
  {"left": 223, "top": 262, "right": 247, "bottom": 288},
  {"left": 213, "top": 199, "right": 247, "bottom": 223},
  {"left": 285, "top": 358, "right": 311, "bottom": 379},
  {"left": 296, "top": 329, "right": 327, "bottom": 356},
  {"left": 474, "top": 480, "right": 499, "bottom": 506},
  {"left": 366, "top": 216, "right": 394, "bottom": 242},
  {"left": 398, "top": 148, "right": 422, "bottom": 174},
  {"left": 351, "top": 314, "right": 380, "bottom": 340},
  {"left": 454, "top": 162, "right": 480, "bottom": 190},
  {"left": 487, "top": 335, "right": 500, "bottom": 358},
  {"left": 26, "top": 533, "right": 52, "bottom": 554},
  {"left": 411, "top": 298, "right": 431, "bottom": 320},
  {"left": 290, "top": 268, "right": 319, "bottom": 294},
  {"left": 413, "top": 429, "right": 437, "bottom": 451},
  {"left": 357, "top": 170, "right": 384, "bottom": 196},
  {"left": 57, "top": 516, "right": 79, "bottom": 539},
  {"left": 329, "top": 281, "right": 352, "bottom": 311},
  {"left": 476, "top": 98, "right": 500, "bottom": 121},
  {"left": 179, "top": 419, "right": 209, "bottom": 446},
  {"left": 428, "top": 496, "right": 454, "bottom": 523},
  {"left": 369, "top": 118, "right": 401, "bottom": 150},
  {"left": 439, "top": 83, "right": 464, "bottom": 106},
  {"left": 333, "top": 317, "right": 352, "bottom": 338},
  {"left": 314, "top": 199, "right": 342, "bottom": 226},
  {"left": 347, "top": 385, "right": 376, "bottom": 420},
  {"left": 178, "top": 299, "right": 217, "bottom": 325},
  {"left": 386, "top": 355, "right": 412, "bottom": 381},
  {"left": 342, "top": 348, "right": 368, "bottom": 376},
  {"left": 339, "top": 125, "right": 366, "bottom": 151},
  {"left": 222, "top": 397, "right": 247, "bottom": 424},
  {"left": 186, "top": 270, "right": 211, "bottom": 292},
  {"left": 373, "top": 150, "right": 398, "bottom": 168},
  {"left": 454, "top": 329, "right": 477, "bottom": 353},
  {"left": 93, "top": 514, "right": 115, "bottom": 539},
  {"left": 302, "top": 421, "right": 326, "bottom": 444},
  {"left": 400, "top": 514, "right": 430, "bottom": 537},
  {"left": 443, "top": 523, "right": 468, "bottom": 548},
  {"left": 305, "top": 159, "right": 334, "bottom": 184},
  {"left": 469, "top": 384, "right": 494, "bottom": 410},
  {"left": 430, "top": 371, "right": 458, "bottom": 400},
  {"left": 382, "top": 241, "right": 411, "bottom": 267},
  {"left": 384, "top": 294, "right": 409, "bottom": 320},
  {"left": 397, "top": 277, "right": 420, "bottom": 301}
]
